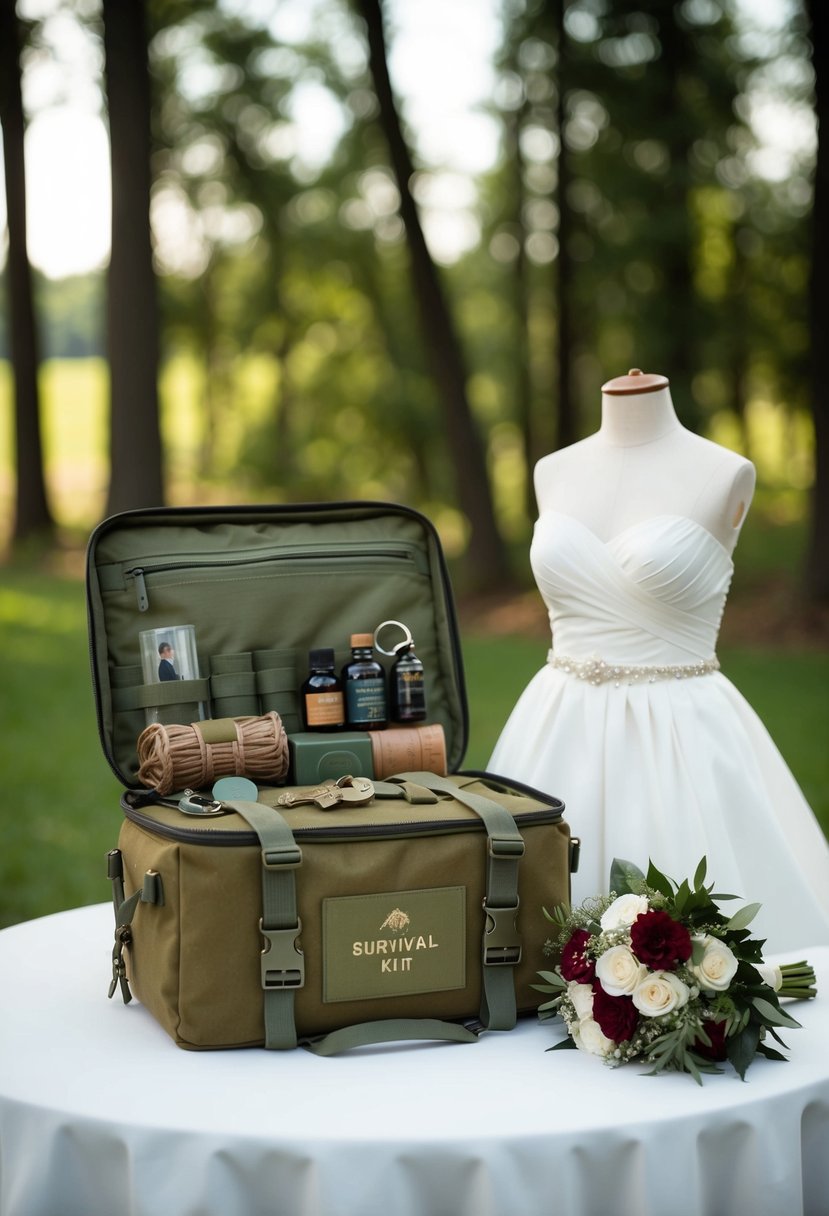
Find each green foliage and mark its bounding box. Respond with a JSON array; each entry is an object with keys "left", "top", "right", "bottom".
[
  {"left": 608, "top": 857, "right": 645, "bottom": 894},
  {"left": 2, "top": 0, "right": 821, "bottom": 563}
]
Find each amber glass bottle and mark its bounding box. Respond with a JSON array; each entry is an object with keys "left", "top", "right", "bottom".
[{"left": 301, "top": 647, "right": 345, "bottom": 731}]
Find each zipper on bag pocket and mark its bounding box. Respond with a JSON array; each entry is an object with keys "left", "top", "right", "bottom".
[{"left": 124, "top": 543, "right": 426, "bottom": 612}]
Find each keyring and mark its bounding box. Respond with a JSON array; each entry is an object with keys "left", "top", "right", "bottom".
[{"left": 374, "top": 619, "right": 413, "bottom": 658}]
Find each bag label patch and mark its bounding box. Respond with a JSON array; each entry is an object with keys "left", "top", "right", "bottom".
[{"left": 322, "top": 886, "right": 466, "bottom": 1003}]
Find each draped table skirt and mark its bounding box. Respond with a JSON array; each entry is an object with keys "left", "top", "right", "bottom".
[{"left": 1, "top": 904, "right": 828, "bottom": 1216}]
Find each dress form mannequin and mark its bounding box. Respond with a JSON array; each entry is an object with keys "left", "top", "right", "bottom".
[
  {"left": 534, "top": 369, "right": 755, "bottom": 553},
  {"left": 488, "top": 367, "right": 829, "bottom": 951}
]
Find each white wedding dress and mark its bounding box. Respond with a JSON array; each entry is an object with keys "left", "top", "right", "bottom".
[{"left": 488, "top": 511, "right": 829, "bottom": 953}]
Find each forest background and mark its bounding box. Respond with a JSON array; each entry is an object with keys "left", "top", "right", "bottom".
[{"left": 0, "top": 0, "right": 827, "bottom": 926}]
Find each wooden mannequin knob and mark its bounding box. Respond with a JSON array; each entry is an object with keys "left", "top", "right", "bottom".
[{"left": 601, "top": 369, "right": 670, "bottom": 395}]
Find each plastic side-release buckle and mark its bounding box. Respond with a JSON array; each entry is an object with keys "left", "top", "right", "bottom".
[
  {"left": 487, "top": 834, "right": 525, "bottom": 859},
  {"left": 261, "top": 844, "right": 302, "bottom": 870},
  {"left": 260, "top": 920, "right": 305, "bottom": 990},
  {"left": 482, "top": 900, "right": 522, "bottom": 966}
]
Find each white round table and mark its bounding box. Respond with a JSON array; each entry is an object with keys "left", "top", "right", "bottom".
[{"left": 1, "top": 904, "right": 828, "bottom": 1216}]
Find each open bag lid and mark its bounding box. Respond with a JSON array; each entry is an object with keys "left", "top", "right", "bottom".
[{"left": 85, "top": 501, "right": 469, "bottom": 789}]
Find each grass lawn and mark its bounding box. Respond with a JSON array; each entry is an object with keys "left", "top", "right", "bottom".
[{"left": 1, "top": 562, "right": 827, "bottom": 929}]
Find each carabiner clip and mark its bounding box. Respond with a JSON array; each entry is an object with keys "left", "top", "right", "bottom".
[{"left": 178, "top": 789, "right": 226, "bottom": 817}]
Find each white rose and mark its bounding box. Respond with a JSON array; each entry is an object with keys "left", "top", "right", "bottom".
[
  {"left": 665, "top": 971, "right": 690, "bottom": 1008},
  {"left": 595, "top": 946, "right": 648, "bottom": 996},
  {"left": 691, "top": 937, "right": 739, "bottom": 992},
  {"left": 568, "top": 981, "right": 595, "bottom": 1020},
  {"left": 755, "top": 962, "right": 783, "bottom": 992},
  {"left": 632, "top": 970, "right": 691, "bottom": 1018},
  {"left": 577, "top": 1017, "right": 615, "bottom": 1058},
  {"left": 600, "top": 893, "right": 650, "bottom": 932}
]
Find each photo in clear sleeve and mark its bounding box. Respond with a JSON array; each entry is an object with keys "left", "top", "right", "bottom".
[{"left": 138, "top": 624, "right": 206, "bottom": 726}]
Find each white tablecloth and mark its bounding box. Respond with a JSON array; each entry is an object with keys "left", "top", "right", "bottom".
[{"left": 1, "top": 904, "right": 828, "bottom": 1216}]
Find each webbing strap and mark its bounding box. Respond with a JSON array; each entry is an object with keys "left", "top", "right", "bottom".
[
  {"left": 372, "top": 778, "right": 439, "bottom": 803},
  {"left": 226, "top": 799, "right": 303, "bottom": 1050},
  {"left": 392, "top": 772, "right": 525, "bottom": 1032}
]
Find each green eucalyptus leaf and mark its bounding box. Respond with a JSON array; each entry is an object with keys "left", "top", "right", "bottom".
[
  {"left": 692, "top": 857, "right": 708, "bottom": 890},
  {"left": 608, "top": 858, "right": 645, "bottom": 895},
  {"left": 683, "top": 1050, "right": 704, "bottom": 1086},
  {"left": 752, "top": 997, "right": 802, "bottom": 1029},
  {"left": 768, "top": 1027, "right": 789, "bottom": 1048},
  {"left": 727, "top": 902, "right": 763, "bottom": 932},
  {"left": 645, "top": 860, "right": 674, "bottom": 897},
  {"left": 546, "top": 1037, "right": 578, "bottom": 1053},
  {"left": 726, "top": 1023, "right": 761, "bottom": 1080},
  {"left": 756, "top": 1043, "right": 788, "bottom": 1063},
  {"left": 674, "top": 879, "right": 691, "bottom": 914},
  {"left": 536, "top": 970, "right": 565, "bottom": 987}
]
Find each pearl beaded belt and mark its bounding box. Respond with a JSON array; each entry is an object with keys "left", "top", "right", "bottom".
[{"left": 547, "top": 651, "right": 720, "bottom": 686}]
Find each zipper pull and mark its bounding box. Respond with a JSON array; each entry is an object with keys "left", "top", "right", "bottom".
[{"left": 128, "top": 567, "right": 149, "bottom": 612}]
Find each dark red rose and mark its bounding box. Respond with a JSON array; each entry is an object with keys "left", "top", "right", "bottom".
[
  {"left": 630, "top": 909, "right": 692, "bottom": 971},
  {"left": 560, "top": 929, "right": 595, "bottom": 983},
  {"left": 692, "top": 1018, "right": 728, "bottom": 1061},
  {"left": 591, "top": 982, "right": 638, "bottom": 1043}
]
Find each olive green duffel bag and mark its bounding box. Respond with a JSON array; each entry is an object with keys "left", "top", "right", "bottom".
[
  {"left": 108, "top": 770, "right": 574, "bottom": 1052},
  {"left": 89, "top": 502, "right": 576, "bottom": 1053}
]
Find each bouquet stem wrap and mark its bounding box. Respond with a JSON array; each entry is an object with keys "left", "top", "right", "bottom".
[{"left": 137, "top": 712, "right": 289, "bottom": 794}]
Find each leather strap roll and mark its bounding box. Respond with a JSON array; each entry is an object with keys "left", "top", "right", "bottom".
[{"left": 368, "top": 724, "right": 447, "bottom": 780}]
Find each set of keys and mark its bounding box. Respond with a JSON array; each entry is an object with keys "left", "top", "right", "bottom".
[
  {"left": 276, "top": 775, "right": 375, "bottom": 811},
  {"left": 177, "top": 774, "right": 375, "bottom": 816}
]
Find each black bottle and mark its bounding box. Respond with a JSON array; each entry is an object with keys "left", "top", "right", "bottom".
[
  {"left": 342, "top": 633, "right": 388, "bottom": 729},
  {"left": 390, "top": 640, "right": 427, "bottom": 723},
  {"left": 301, "top": 647, "right": 345, "bottom": 731}
]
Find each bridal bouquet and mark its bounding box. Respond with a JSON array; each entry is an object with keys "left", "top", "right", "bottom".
[{"left": 536, "top": 858, "right": 817, "bottom": 1083}]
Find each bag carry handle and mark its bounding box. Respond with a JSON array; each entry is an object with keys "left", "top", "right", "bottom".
[{"left": 301, "top": 1018, "right": 480, "bottom": 1056}]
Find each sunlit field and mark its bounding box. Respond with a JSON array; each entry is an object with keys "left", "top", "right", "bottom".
[{"left": 0, "top": 355, "right": 817, "bottom": 550}]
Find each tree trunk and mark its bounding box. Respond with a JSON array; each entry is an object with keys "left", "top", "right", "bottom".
[
  {"left": 503, "top": 100, "right": 536, "bottom": 521},
  {"left": 0, "top": 1, "right": 55, "bottom": 545},
  {"left": 729, "top": 236, "right": 752, "bottom": 463},
  {"left": 805, "top": 0, "right": 829, "bottom": 602},
  {"left": 551, "top": 0, "right": 577, "bottom": 452},
  {"left": 102, "top": 0, "right": 164, "bottom": 516},
  {"left": 655, "top": 8, "right": 698, "bottom": 431},
  {"left": 355, "top": 0, "right": 510, "bottom": 588}
]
